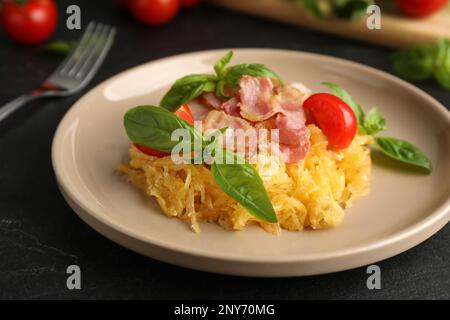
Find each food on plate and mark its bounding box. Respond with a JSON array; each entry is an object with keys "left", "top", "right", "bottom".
[{"left": 118, "top": 51, "right": 432, "bottom": 234}]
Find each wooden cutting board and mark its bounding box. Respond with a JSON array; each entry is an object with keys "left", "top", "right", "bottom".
[{"left": 207, "top": 0, "right": 450, "bottom": 48}]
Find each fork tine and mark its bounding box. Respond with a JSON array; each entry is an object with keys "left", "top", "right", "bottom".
[
  {"left": 57, "top": 22, "right": 96, "bottom": 75},
  {"left": 67, "top": 23, "right": 105, "bottom": 77},
  {"left": 73, "top": 25, "right": 112, "bottom": 79},
  {"left": 73, "top": 26, "right": 116, "bottom": 83}
]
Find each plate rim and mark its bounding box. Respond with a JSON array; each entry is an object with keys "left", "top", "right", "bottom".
[{"left": 52, "top": 48, "right": 450, "bottom": 266}]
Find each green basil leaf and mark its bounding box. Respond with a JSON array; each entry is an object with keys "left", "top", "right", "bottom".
[
  {"left": 223, "top": 64, "right": 282, "bottom": 89},
  {"left": 211, "top": 152, "right": 278, "bottom": 223},
  {"left": 160, "top": 74, "right": 217, "bottom": 111},
  {"left": 363, "top": 107, "right": 386, "bottom": 135},
  {"left": 434, "top": 38, "right": 450, "bottom": 90},
  {"left": 333, "top": 0, "right": 373, "bottom": 21},
  {"left": 204, "top": 127, "right": 228, "bottom": 143},
  {"left": 301, "top": 0, "right": 324, "bottom": 19},
  {"left": 322, "top": 82, "right": 366, "bottom": 127},
  {"left": 124, "top": 105, "right": 201, "bottom": 152},
  {"left": 214, "top": 51, "right": 233, "bottom": 79},
  {"left": 215, "top": 80, "right": 230, "bottom": 99},
  {"left": 391, "top": 45, "right": 436, "bottom": 81},
  {"left": 202, "top": 127, "right": 228, "bottom": 165},
  {"left": 375, "top": 137, "right": 432, "bottom": 173},
  {"left": 44, "top": 40, "right": 76, "bottom": 55}
]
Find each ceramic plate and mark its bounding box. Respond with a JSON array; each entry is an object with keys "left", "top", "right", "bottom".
[{"left": 52, "top": 49, "right": 450, "bottom": 277}]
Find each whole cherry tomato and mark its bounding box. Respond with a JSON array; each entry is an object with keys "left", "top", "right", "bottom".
[
  {"left": 303, "top": 93, "right": 357, "bottom": 150},
  {"left": 136, "top": 104, "right": 195, "bottom": 157},
  {"left": 128, "top": 0, "right": 180, "bottom": 25},
  {"left": 395, "top": 0, "right": 448, "bottom": 18},
  {"left": 0, "top": 0, "right": 58, "bottom": 45},
  {"left": 181, "top": 0, "right": 201, "bottom": 8}
]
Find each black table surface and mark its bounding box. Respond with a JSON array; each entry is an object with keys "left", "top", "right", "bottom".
[{"left": 0, "top": 0, "right": 448, "bottom": 300}]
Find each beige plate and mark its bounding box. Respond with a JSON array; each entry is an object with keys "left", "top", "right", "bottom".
[{"left": 52, "top": 49, "right": 450, "bottom": 277}]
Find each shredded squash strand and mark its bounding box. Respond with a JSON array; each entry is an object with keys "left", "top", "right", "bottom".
[{"left": 118, "top": 125, "right": 372, "bottom": 234}]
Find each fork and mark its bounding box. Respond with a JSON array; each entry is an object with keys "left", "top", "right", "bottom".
[{"left": 0, "top": 22, "right": 116, "bottom": 123}]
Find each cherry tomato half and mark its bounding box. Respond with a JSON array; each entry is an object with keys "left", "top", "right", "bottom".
[
  {"left": 136, "top": 104, "right": 195, "bottom": 157},
  {"left": 175, "top": 103, "right": 195, "bottom": 124},
  {"left": 128, "top": 0, "right": 180, "bottom": 25},
  {"left": 395, "top": 0, "right": 448, "bottom": 18},
  {"left": 134, "top": 144, "right": 170, "bottom": 157},
  {"left": 181, "top": 0, "right": 201, "bottom": 8},
  {"left": 303, "top": 93, "right": 357, "bottom": 150},
  {"left": 0, "top": 0, "right": 58, "bottom": 45}
]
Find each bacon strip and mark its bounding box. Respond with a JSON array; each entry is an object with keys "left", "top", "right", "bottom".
[
  {"left": 202, "top": 110, "right": 253, "bottom": 132},
  {"left": 202, "top": 110, "right": 255, "bottom": 155},
  {"left": 198, "top": 92, "right": 223, "bottom": 110},
  {"left": 238, "top": 76, "right": 279, "bottom": 121},
  {"left": 201, "top": 76, "right": 312, "bottom": 163},
  {"left": 221, "top": 97, "right": 240, "bottom": 117}
]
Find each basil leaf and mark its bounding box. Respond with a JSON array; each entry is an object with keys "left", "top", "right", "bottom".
[
  {"left": 44, "top": 40, "right": 76, "bottom": 55},
  {"left": 363, "top": 108, "right": 386, "bottom": 135},
  {"left": 323, "top": 82, "right": 366, "bottom": 127},
  {"left": 391, "top": 45, "right": 436, "bottom": 81},
  {"left": 211, "top": 152, "right": 278, "bottom": 223},
  {"left": 375, "top": 137, "right": 432, "bottom": 173},
  {"left": 124, "top": 105, "right": 278, "bottom": 222},
  {"left": 301, "top": 0, "right": 324, "bottom": 19},
  {"left": 202, "top": 127, "right": 228, "bottom": 165},
  {"left": 434, "top": 38, "right": 450, "bottom": 90},
  {"left": 204, "top": 127, "right": 228, "bottom": 144},
  {"left": 333, "top": 0, "right": 373, "bottom": 21},
  {"left": 124, "top": 105, "right": 201, "bottom": 152},
  {"left": 214, "top": 51, "right": 233, "bottom": 79},
  {"left": 215, "top": 80, "right": 229, "bottom": 99},
  {"left": 223, "top": 64, "right": 282, "bottom": 89},
  {"left": 160, "top": 74, "right": 217, "bottom": 111}
]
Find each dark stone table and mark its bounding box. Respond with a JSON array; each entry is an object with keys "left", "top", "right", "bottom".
[{"left": 0, "top": 0, "right": 448, "bottom": 299}]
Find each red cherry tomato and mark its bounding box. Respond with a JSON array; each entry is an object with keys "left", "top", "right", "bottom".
[
  {"left": 395, "top": 0, "right": 448, "bottom": 18},
  {"left": 134, "top": 144, "right": 170, "bottom": 157},
  {"left": 136, "top": 104, "right": 195, "bottom": 157},
  {"left": 303, "top": 93, "right": 357, "bottom": 150},
  {"left": 0, "top": 0, "right": 58, "bottom": 45},
  {"left": 175, "top": 103, "right": 195, "bottom": 124},
  {"left": 181, "top": 0, "right": 201, "bottom": 8},
  {"left": 128, "top": 0, "right": 180, "bottom": 25}
]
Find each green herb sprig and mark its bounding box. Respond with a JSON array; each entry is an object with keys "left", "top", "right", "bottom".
[
  {"left": 124, "top": 105, "right": 278, "bottom": 224},
  {"left": 324, "top": 83, "right": 432, "bottom": 173},
  {"left": 391, "top": 38, "right": 450, "bottom": 91},
  {"left": 333, "top": 0, "right": 374, "bottom": 20},
  {"left": 44, "top": 40, "right": 76, "bottom": 55},
  {"left": 291, "top": 0, "right": 374, "bottom": 20},
  {"left": 160, "top": 51, "right": 282, "bottom": 111}
]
